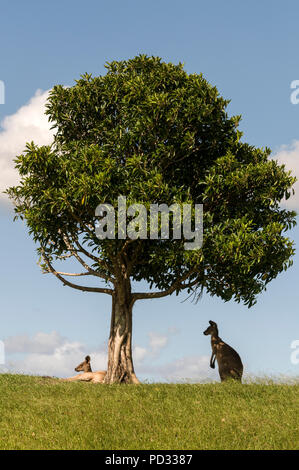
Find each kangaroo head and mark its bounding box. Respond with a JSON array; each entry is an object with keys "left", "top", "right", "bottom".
[
  {"left": 75, "top": 355, "right": 92, "bottom": 372},
  {"left": 203, "top": 320, "right": 219, "bottom": 336}
]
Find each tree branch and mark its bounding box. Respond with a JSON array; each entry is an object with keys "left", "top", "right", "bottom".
[
  {"left": 133, "top": 269, "right": 197, "bottom": 301},
  {"left": 62, "top": 233, "right": 115, "bottom": 284},
  {"left": 45, "top": 271, "right": 94, "bottom": 277},
  {"left": 180, "top": 277, "right": 202, "bottom": 289},
  {"left": 41, "top": 250, "right": 113, "bottom": 295},
  {"left": 74, "top": 237, "right": 112, "bottom": 273},
  {"left": 74, "top": 238, "right": 101, "bottom": 263},
  {"left": 56, "top": 253, "right": 73, "bottom": 260},
  {"left": 65, "top": 205, "right": 101, "bottom": 243}
]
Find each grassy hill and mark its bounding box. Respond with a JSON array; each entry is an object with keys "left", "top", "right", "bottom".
[{"left": 0, "top": 374, "right": 298, "bottom": 450}]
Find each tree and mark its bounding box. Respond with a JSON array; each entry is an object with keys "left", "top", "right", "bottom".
[{"left": 6, "top": 55, "right": 297, "bottom": 384}]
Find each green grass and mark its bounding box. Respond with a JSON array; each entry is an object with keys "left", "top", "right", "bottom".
[{"left": 0, "top": 374, "right": 298, "bottom": 450}]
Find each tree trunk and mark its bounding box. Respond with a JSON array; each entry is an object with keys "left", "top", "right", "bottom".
[{"left": 104, "top": 282, "right": 139, "bottom": 384}]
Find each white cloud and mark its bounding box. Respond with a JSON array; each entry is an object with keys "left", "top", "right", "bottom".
[
  {"left": 148, "top": 331, "right": 168, "bottom": 355},
  {"left": 167, "top": 326, "right": 180, "bottom": 335},
  {"left": 3, "top": 331, "right": 107, "bottom": 378},
  {"left": 4, "top": 331, "right": 65, "bottom": 354},
  {"left": 132, "top": 329, "right": 216, "bottom": 382},
  {"left": 0, "top": 89, "right": 54, "bottom": 205},
  {"left": 156, "top": 355, "right": 217, "bottom": 382},
  {"left": 133, "top": 345, "right": 147, "bottom": 366},
  {"left": 136, "top": 354, "right": 218, "bottom": 383},
  {"left": 273, "top": 140, "right": 299, "bottom": 210}
]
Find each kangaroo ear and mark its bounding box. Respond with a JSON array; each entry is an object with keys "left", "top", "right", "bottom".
[
  {"left": 209, "top": 320, "right": 214, "bottom": 325},
  {"left": 85, "top": 355, "right": 91, "bottom": 362}
]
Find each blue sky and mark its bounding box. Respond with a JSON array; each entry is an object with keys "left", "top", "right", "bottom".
[{"left": 0, "top": 0, "right": 298, "bottom": 381}]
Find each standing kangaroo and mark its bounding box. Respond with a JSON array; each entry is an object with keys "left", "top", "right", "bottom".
[
  {"left": 64, "top": 355, "right": 107, "bottom": 384},
  {"left": 203, "top": 321, "right": 243, "bottom": 382}
]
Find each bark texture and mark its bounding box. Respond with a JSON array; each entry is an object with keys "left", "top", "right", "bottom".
[{"left": 104, "top": 267, "right": 139, "bottom": 384}]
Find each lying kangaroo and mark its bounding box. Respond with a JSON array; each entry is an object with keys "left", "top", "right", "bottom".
[
  {"left": 203, "top": 321, "right": 243, "bottom": 382},
  {"left": 64, "top": 355, "right": 106, "bottom": 384}
]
